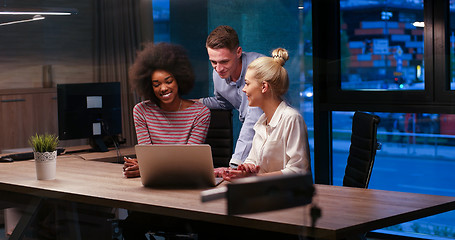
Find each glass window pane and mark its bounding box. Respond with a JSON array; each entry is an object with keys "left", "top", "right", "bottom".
[
  {"left": 450, "top": 2, "right": 455, "bottom": 89},
  {"left": 207, "top": 0, "right": 314, "bottom": 173},
  {"left": 152, "top": 0, "right": 170, "bottom": 42},
  {"left": 332, "top": 111, "right": 455, "bottom": 238},
  {"left": 340, "top": 0, "right": 424, "bottom": 91}
]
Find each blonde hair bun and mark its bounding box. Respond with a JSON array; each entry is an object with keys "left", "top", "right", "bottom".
[{"left": 271, "top": 48, "right": 289, "bottom": 66}]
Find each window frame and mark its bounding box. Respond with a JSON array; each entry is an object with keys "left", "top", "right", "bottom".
[
  {"left": 326, "top": 0, "right": 436, "bottom": 108},
  {"left": 313, "top": 0, "right": 454, "bottom": 184}
]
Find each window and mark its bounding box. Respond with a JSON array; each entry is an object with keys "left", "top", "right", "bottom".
[
  {"left": 332, "top": 111, "right": 455, "bottom": 238},
  {"left": 450, "top": 2, "right": 455, "bottom": 90},
  {"left": 340, "top": 0, "right": 424, "bottom": 91},
  {"left": 314, "top": 0, "right": 455, "bottom": 238},
  {"left": 152, "top": 0, "right": 170, "bottom": 42}
]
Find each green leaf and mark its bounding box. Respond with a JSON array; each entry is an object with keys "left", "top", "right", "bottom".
[{"left": 29, "top": 133, "right": 59, "bottom": 152}]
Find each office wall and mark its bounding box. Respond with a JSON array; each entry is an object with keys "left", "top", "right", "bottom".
[
  {"left": 170, "top": 0, "right": 209, "bottom": 99},
  {"left": 0, "top": 1, "right": 94, "bottom": 89},
  {"left": 207, "top": 0, "right": 301, "bottom": 107},
  {"left": 205, "top": 0, "right": 301, "bottom": 146}
]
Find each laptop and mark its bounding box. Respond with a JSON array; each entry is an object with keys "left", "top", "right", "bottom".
[{"left": 135, "top": 144, "right": 222, "bottom": 188}]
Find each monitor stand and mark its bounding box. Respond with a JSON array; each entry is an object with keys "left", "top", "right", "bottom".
[{"left": 89, "top": 136, "right": 109, "bottom": 152}]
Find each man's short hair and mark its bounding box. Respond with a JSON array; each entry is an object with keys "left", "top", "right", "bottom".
[{"left": 206, "top": 25, "right": 239, "bottom": 51}]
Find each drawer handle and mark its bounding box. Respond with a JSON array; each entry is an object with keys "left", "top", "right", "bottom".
[{"left": 1, "top": 99, "right": 26, "bottom": 103}]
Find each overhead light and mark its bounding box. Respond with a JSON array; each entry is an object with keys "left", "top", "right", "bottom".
[
  {"left": 413, "top": 22, "right": 424, "bottom": 28},
  {"left": 0, "top": 7, "right": 78, "bottom": 16},
  {"left": 0, "top": 14, "right": 44, "bottom": 26}
]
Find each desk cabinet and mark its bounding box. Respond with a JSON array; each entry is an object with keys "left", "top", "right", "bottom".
[{"left": 0, "top": 89, "right": 58, "bottom": 151}]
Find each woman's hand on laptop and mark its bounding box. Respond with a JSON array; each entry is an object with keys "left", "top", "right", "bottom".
[
  {"left": 214, "top": 167, "right": 229, "bottom": 178},
  {"left": 221, "top": 164, "right": 260, "bottom": 181},
  {"left": 238, "top": 163, "right": 260, "bottom": 173},
  {"left": 123, "top": 157, "right": 140, "bottom": 178}
]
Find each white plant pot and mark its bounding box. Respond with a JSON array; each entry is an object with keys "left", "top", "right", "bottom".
[{"left": 34, "top": 151, "right": 57, "bottom": 180}]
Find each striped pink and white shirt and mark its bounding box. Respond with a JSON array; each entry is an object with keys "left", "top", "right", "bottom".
[{"left": 133, "top": 100, "right": 211, "bottom": 145}]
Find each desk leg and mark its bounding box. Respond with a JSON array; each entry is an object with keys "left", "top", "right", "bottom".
[
  {"left": 8, "top": 198, "right": 83, "bottom": 240},
  {"left": 9, "top": 197, "right": 42, "bottom": 240},
  {"left": 5, "top": 208, "right": 22, "bottom": 236},
  {"left": 56, "top": 202, "right": 82, "bottom": 240}
]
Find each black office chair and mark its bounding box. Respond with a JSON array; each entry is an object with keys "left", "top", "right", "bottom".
[
  {"left": 205, "top": 109, "right": 233, "bottom": 168},
  {"left": 343, "top": 111, "right": 381, "bottom": 189}
]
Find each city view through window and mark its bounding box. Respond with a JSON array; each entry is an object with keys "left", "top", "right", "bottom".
[
  {"left": 340, "top": 0, "right": 424, "bottom": 91},
  {"left": 337, "top": 0, "right": 455, "bottom": 238}
]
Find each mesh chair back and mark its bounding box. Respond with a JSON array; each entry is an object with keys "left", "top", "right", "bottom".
[{"left": 343, "top": 112, "right": 380, "bottom": 188}]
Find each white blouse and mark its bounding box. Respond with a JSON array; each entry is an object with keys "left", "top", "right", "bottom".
[{"left": 243, "top": 101, "right": 311, "bottom": 175}]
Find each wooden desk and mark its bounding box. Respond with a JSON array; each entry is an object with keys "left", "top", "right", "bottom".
[{"left": 0, "top": 156, "right": 454, "bottom": 239}]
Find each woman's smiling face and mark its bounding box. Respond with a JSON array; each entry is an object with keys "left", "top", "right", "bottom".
[
  {"left": 151, "top": 69, "right": 179, "bottom": 105},
  {"left": 242, "top": 69, "right": 263, "bottom": 107}
]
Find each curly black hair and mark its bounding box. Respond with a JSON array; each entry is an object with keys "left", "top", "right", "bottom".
[{"left": 129, "top": 42, "right": 195, "bottom": 104}]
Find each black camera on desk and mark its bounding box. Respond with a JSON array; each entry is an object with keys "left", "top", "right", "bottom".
[
  {"left": 226, "top": 173, "right": 314, "bottom": 215},
  {"left": 202, "top": 173, "right": 315, "bottom": 215}
]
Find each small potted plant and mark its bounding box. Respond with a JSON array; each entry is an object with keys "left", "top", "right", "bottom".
[{"left": 29, "top": 133, "right": 59, "bottom": 180}]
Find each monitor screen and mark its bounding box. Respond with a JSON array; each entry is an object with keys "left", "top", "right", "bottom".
[{"left": 57, "top": 82, "right": 122, "bottom": 152}]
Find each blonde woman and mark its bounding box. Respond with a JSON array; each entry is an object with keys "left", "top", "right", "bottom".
[{"left": 222, "top": 48, "right": 311, "bottom": 181}]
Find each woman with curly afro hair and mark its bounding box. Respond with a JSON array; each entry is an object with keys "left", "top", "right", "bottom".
[{"left": 123, "top": 42, "right": 211, "bottom": 178}]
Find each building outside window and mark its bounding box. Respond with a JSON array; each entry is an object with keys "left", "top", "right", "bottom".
[{"left": 336, "top": 0, "right": 455, "bottom": 238}]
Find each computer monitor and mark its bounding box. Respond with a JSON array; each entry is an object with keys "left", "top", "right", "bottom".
[{"left": 57, "top": 82, "right": 122, "bottom": 152}]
